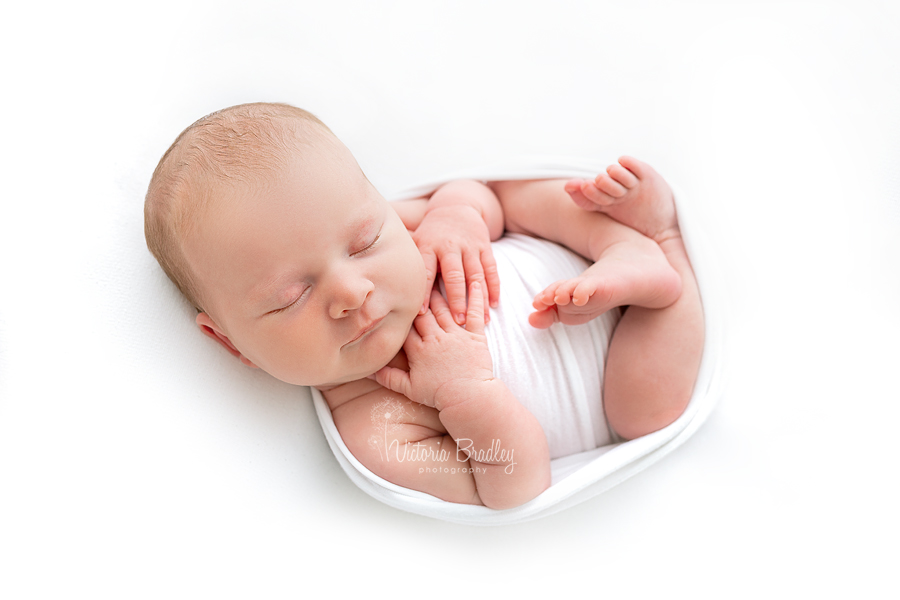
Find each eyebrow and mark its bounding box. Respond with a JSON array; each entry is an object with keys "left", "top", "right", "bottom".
[{"left": 249, "top": 204, "right": 382, "bottom": 313}]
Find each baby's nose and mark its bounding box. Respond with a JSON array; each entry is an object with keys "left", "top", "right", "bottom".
[{"left": 328, "top": 275, "right": 374, "bottom": 319}]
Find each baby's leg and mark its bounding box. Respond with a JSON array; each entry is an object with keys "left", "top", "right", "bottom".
[
  {"left": 489, "top": 178, "right": 680, "bottom": 329},
  {"left": 564, "top": 157, "right": 704, "bottom": 437},
  {"left": 603, "top": 235, "right": 704, "bottom": 439},
  {"left": 492, "top": 163, "right": 704, "bottom": 439}
]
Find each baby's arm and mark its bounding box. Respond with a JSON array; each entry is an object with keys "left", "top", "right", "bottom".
[
  {"left": 359, "top": 281, "right": 550, "bottom": 508},
  {"left": 391, "top": 181, "right": 504, "bottom": 323}
]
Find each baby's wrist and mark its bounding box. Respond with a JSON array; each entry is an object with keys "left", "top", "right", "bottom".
[
  {"left": 427, "top": 181, "right": 488, "bottom": 214},
  {"left": 432, "top": 375, "right": 499, "bottom": 412},
  {"left": 422, "top": 202, "right": 481, "bottom": 222},
  {"left": 424, "top": 180, "right": 504, "bottom": 241}
]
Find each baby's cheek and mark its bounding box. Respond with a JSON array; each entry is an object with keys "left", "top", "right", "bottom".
[
  {"left": 406, "top": 246, "right": 428, "bottom": 290},
  {"left": 374, "top": 315, "right": 412, "bottom": 365},
  {"left": 254, "top": 330, "right": 318, "bottom": 385}
]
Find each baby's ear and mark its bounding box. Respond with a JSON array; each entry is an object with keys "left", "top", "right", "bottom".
[{"left": 195, "top": 313, "right": 259, "bottom": 368}]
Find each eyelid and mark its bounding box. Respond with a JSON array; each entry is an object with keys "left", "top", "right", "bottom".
[
  {"left": 351, "top": 228, "right": 382, "bottom": 257},
  {"left": 269, "top": 286, "right": 308, "bottom": 315}
]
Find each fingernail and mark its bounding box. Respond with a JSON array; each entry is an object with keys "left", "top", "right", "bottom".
[
  {"left": 491, "top": 300, "right": 498, "bottom": 308},
  {"left": 366, "top": 373, "right": 376, "bottom": 380},
  {"left": 457, "top": 313, "right": 465, "bottom": 324},
  {"left": 420, "top": 304, "right": 427, "bottom": 314}
]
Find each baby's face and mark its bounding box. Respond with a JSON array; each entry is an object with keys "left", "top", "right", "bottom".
[{"left": 184, "top": 137, "right": 426, "bottom": 387}]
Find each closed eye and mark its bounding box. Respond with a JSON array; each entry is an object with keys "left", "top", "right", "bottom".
[
  {"left": 269, "top": 287, "right": 309, "bottom": 315},
  {"left": 351, "top": 229, "right": 382, "bottom": 257}
]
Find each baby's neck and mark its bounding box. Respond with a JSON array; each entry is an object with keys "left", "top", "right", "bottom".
[{"left": 316, "top": 349, "right": 408, "bottom": 394}]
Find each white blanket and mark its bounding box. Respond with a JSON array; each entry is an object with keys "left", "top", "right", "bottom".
[
  {"left": 311, "top": 159, "right": 726, "bottom": 525},
  {"left": 478, "top": 232, "right": 622, "bottom": 458}
]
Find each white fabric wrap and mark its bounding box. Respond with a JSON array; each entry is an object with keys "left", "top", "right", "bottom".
[
  {"left": 310, "top": 158, "right": 727, "bottom": 525},
  {"left": 478, "top": 233, "right": 621, "bottom": 459}
]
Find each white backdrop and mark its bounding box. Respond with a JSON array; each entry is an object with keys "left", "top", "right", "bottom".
[{"left": 2, "top": 0, "right": 898, "bottom": 597}]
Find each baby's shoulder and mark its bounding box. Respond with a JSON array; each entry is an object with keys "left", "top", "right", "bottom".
[{"left": 320, "top": 354, "right": 447, "bottom": 476}]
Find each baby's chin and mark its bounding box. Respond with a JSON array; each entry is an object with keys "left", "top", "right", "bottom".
[
  {"left": 354, "top": 314, "right": 414, "bottom": 378},
  {"left": 314, "top": 313, "right": 415, "bottom": 389}
]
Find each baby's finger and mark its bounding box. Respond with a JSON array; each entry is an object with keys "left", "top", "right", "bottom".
[
  {"left": 464, "top": 281, "right": 486, "bottom": 334},
  {"left": 426, "top": 287, "right": 460, "bottom": 332},
  {"left": 437, "top": 251, "right": 467, "bottom": 324},
  {"left": 461, "top": 250, "right": 489, "bottom": 323},
  {"left": 419, "top": 250, "right": 438, "bottom": 314},
  {"left": 371, "top": 365, "right": 413, "bottom": 400},
  {"left": 481, "top": 249, "right": 500, "bottom": 310},
  {"left": 412, "top": 298, "right": 443, "bottom": 339}
]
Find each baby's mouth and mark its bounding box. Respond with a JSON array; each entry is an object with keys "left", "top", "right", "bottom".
[{"left": 344, "top": 315, "right": 385, "bottom": 347}]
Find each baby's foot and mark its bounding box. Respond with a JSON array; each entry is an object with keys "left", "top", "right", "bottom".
[
  {"left": 565, "top": 156, "right": 679, "bottom": 245},
  {"left": 529, "top": 238, "right": 682, "bottom": 329}
]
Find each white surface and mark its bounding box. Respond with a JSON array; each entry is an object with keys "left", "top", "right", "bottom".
[{"left": 1, "top": 0, "right": 898, "bottom": 597}]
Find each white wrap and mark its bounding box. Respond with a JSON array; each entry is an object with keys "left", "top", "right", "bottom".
[
  {"left": 480, "top": 233, "right": 621, "bottom": 459},
  {"left": 310, "top": 159, "right": 726, "bottom": 525}
]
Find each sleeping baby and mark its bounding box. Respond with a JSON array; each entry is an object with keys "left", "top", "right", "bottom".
[{"left": 144, "top": 102, "right": 704, "bottom": 509}]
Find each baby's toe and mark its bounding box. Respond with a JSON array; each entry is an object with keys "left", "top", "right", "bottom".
[
  {"left": 618, "top": 156, "right": 652, "bottom": 181},
  {"left": 564, "top": 179, "right": 584, "bottom": 194},
  {"left": 607, "top": 163, "right": 639, "bottom": 189},
  {"left": 565, "top": 179, "right": 599, "bottom": 210},
  {"left": 528, "top": 307, "right": 559, "bottom": 329},
  {"left": 554, "top": 280, "right": 581, "bottom": 305},
  {"left": 532, "top": 293, "right": 550, "bottom": 310},
  {"left": 580, "top": 181, "right": 617, "bottom": 206},
  {"left": 594, "top": 173, "right": 628, "bottom": 198},
  {"left": 533, "top": 282, "right": 561, "bottom": 309},
  {"left": 553, "top": 292, "right": 572, "bottom": 306},
  {"left": 571, "top": 282, "right": 594, "bottom": 306}
]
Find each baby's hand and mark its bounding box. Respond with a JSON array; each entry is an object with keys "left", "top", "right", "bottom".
[
  {"left": 412, "top": 205, "right": 499, "bottom": 325},
  {"left": 372, "top": 281, "right": 493, "bottom": 410}
]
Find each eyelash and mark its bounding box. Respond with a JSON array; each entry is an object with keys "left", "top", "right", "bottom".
[
  {"left": 351, "top": 230, "right": 382, "bottom": 257},
  {"left": 270, "top": 288, "right": 308, "bottom": 314}
]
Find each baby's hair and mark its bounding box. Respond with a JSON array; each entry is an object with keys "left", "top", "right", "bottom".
[{"left": 144, "top": 102, "right": 332, "bottom": 313}]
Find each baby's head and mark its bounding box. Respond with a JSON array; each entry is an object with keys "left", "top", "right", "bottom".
[{"left": 145, "top": 103, "right": 427, "bottom": 387}]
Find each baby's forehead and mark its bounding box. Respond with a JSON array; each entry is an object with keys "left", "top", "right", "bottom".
[
  {"left": 179, "top": 116, "right": 371, "bottom": 237},
  {"left": 192, "top": 158, "right": 371, "bottom": 234}
]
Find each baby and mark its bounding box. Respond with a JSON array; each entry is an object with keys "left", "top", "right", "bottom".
[{"left": 144, "top": 103, "right": 704, "bottom": 509}]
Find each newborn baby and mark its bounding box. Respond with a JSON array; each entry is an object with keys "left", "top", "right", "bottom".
[{"left": 144, "top": 102, "right": 704, "bottom": 509}]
